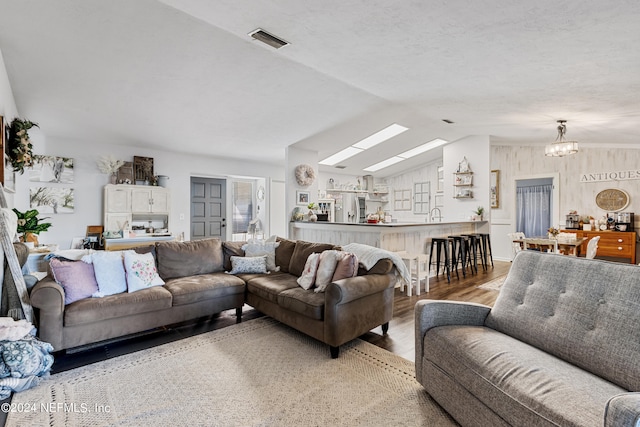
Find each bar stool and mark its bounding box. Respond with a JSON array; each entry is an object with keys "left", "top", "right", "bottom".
[
  {"left": 428, "top": 238, "right": 451, "bottom": 283},
  {"left": 461, "top": 234, "right": 484, "bottom": 274},
  {"left": 476, "top": 233, "right": 494, "bottom": 267},
  {"left": 395, "top": 251, "right": 429, "bottom": 295},
  {"left": 448, "top": 235, "right": 468, "bottom": 278}
]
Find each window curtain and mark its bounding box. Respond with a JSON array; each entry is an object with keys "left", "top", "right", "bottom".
[{"left": 516, "top": 184, "right": 552, "bottom": 237}]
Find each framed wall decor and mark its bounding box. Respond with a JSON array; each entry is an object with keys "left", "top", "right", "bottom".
[
  {"left": 29, "top": 155, "right": 74, "bottom": 183},
  {"left": 117, "top": 161, "right": 134, "bottom": 185},
  {"left": 296, "top": 190, "right": 310, "bottom": 205},
  {"left": 30, "top": 187, "right": 75, "bottom": 213},
  {"left": 134, "top": 156, "right": 154, "bottom": 184},
  {"left": 490, "top": 170, "right": 500, "bottom": 208}
]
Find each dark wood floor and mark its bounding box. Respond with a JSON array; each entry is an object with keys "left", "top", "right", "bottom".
[{"left": 49, "top": 260, "right": 511, "bottom": 373}]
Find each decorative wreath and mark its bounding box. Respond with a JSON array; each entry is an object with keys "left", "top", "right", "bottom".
[{"left": 295, "top": 164, "right": 315, "bottom": 187}]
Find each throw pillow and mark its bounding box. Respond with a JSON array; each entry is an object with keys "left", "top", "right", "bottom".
[
  {"left": 297, "top": 252, "right": 321, "bottom": 290},
  {"left": 82, "top": 251, "right": 127, "bottom": 297},
  {"left": 331, "top": 252, "right": 359, "bottom": 282},
  {"left": 227, "top": 255, "right": 268, "bottom": 274},
  {"left": 314, "top": 250, "right": 341, "bottom": 292},
  {"left": 49, "top": 258, "right": 99, "bottom": 304},
  {"left": 123, "top": 251, "right": 165, "bottom": 293},
  {"left": 242, "top": 241, "right": 280, "bottom": 271}
]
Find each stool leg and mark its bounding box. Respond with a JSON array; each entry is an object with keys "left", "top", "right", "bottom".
[
  {"left": 436, "top": 242, "right": 442, "bottom": 277},
  {"left": 444, "top": 242, "right": 451, "bottom": 282},
  {"left": 451, "top": 240, "right": 459, "bottom": 279},
  {"left": 486, "top": 235, "right": 494, "bottom": 267},
  {"left": 428, "top": 241, "right": 435, "bottom": 276}
]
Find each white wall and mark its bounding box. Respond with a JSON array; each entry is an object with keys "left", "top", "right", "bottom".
[
  {"left": 285, "top": 146, "right": 318, "bottom": 233},
  {"left": 382, "top": 160, "right": 441, "bottom": 223},
  {"left": 11, "top": 137, "right": 285, "bottom": 249},
  {"left": 443, "top": 135, "right": 491, "bottom": 223}
]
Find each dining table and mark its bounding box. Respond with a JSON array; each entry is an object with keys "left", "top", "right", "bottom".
[{"left": 513, "top": 237, "right": 587, "bottom": 257}]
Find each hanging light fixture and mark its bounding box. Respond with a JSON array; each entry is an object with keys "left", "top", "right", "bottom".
[{"left": 545, "top": 120, "right": 578, "bottom": 157}]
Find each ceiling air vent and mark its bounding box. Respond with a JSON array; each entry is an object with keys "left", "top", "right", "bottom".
[
  {"left": 248, "top": 29, "right": 289, "bottom": 49},
  {"left": 442, "top": 119, "right": 455, "bottom": 124},
  {"left": 334, "top": 165, "right": 347, "bottom": 169}
]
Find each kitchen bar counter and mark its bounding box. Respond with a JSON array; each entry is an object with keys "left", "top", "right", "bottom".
[{"left": 289, "top": 220, "right": 488, "bottom": 254}]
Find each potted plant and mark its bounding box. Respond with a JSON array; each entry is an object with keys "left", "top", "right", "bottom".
[
  {"left": 474, "top": 206, "right": 485, "bottom": 221},
  {"left": 97, "top": 155, "right": 125, "bottom": 184},
  {"left": 13, "top": 208, "right": 52, "bottom": 246},
  {"left": 7, "top": 118, "right": 39, "bottom": 174}
]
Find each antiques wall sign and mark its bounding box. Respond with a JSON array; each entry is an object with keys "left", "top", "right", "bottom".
[{"left": 580, "top": 170, "right": 640, "bottom": 183}]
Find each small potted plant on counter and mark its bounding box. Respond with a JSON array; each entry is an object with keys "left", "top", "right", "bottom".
[{"left": 473, "top": 206, "right": 485, "bottom": 221}]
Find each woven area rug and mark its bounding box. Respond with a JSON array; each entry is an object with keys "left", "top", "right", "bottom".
[
  {"left": 6, "top": 318, "right": 456, "bottom": 426},
  {"left": 476, "top": 274, "right": 507, "bottom": 291}
]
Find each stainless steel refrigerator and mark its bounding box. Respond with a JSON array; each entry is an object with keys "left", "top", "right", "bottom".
[{"left": 335, "top": 193, "right": 366, "bottom": 223}]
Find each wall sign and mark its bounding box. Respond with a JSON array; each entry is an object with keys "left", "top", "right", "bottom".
[{"left": 580, "top": 170, "right": 640, "bottom": 183}]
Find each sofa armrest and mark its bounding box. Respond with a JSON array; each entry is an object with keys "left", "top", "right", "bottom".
[
  {"left": 605, "top": 393, "right": 640, "bottom": 427},
  {"left": 325, "top": 273, "right": 394, "bottom": 305},
  {"left": 30, "top": 277, "right": 65, "bottom": 351},
  {"left": 414, "top": 300, "right": 491, "bottom": 380}
]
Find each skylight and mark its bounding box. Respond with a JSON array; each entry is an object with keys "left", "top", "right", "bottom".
[
  {"left": 363, "top": 138, "right": 448, "bottom": 172},
  {"left": 319, "top": 123, "right": 409, "bottom": 166}
]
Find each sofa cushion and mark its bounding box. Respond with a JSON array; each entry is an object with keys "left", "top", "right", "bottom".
[
  {"left": 81, "top": 251, "right": 127, "bottom": 297},
  {"left": 156, "top": 239, "right": 224, "bottom": 280},
  {"left": 64, "top": 286, "right": 172, "bottom": 326},
  {"left": 246, "top": 274, "right": 299, "bottom": 304},
  {"left": 275, "top": 238, "right": 296, "bottom": 273},
  {"left": 277, "top": 287, "right": 325, "bottom": 320},
  {"left": 49, "top": 258, "right": 99, "bottom": 305},
  {"left": 123, "top": 251, "right": 165, "bottom": 293},
  {"left": 163, "top": 273, "right": 245, "bottom": 306},
  {"left": 222, "top": 241, "right": 245, "bottom": 271},
  {"left": 288, "top": 241, "right": 336, "bottom": 277},
  {"left": 485, "top": 251, "right": 640, "bottom": 391},
  {"left": 227, "top": 255, "right": 268, "bottom": 274},
  {"left": 423, "top": 324, "right": 625, "bottom": 427}
]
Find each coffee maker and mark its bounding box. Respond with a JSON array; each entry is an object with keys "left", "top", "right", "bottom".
[
  {"left": 565, "top": 214, "right": 580, "bottom": 229},
  {"left": 615, "top": 212, "right": 634, "bottom": 232}
]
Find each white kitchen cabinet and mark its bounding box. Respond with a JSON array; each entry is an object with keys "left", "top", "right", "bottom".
[
  {"left": 104, "top": 184, "right": 171, "bottom": 232},
  {"left": 131, "top": 187, "right": 170, "bottom": 213}
]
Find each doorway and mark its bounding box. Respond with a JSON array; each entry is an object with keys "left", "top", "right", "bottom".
[
  {"left": 515, "top": 175, "right": 558, "bottom": 237},
  {"left": 190, "top": 177, "right": 226, "bottom": 240}
]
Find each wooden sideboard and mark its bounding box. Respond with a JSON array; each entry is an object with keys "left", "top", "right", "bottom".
[{"left": 574, "top": 230, "right": 637, "bottom": 264}]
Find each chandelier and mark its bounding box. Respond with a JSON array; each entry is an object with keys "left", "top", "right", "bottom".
[{"left": 545, "top": 120, "right": 578, "bottom": 157}]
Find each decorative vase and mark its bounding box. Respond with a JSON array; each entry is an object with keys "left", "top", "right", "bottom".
[
  {"left": 21, "top": 232, "right": 39, "bottom": 246},
  {"left": 308, "top": 211, "right": 318, "bottom": 222},
  {"left": 110, "top": 172, "right": 118, "bottom": 185}
]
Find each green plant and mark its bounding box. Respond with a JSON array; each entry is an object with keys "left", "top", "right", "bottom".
[
  {"left": 474, "top": 206, "right": 485, "bottom": 216},
  {"left": 7, "top": 118, "right": 39, "bottom": 174},
  {"left": 12, "top": 208, "right": 52, "bottom": 235},
  {"left": 307, "top": 202, "right": 318, "bottom": 210}
]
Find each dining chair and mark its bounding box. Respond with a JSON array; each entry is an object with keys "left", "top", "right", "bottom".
[
  {"left": 507, "top": 232, "right": 526, "bottom": 259},
  {"left": 586, "top": 236, "right": 601, "bottom": 259}
]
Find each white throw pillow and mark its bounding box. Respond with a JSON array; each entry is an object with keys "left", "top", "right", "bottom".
[
  {"left": 227, "top": 255, "right": 268, "bottom": 274},
  {"left": 124, "top": 251, "right": 165, "bottom": 293},
  {"left": 314, "top": 250, "right": 341, "bottom": 292},
  {"left": 297, "top": 253, "right": 321, "bottom": 290},
  {"left": 82, "top": 251, "right": 127, "bottom": 297},
  {"left": 242, "top": 241, "right": 280, "bottom": 271}
]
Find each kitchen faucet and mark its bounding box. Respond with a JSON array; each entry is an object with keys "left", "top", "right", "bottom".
[{"left": 429, "top": 207, "right": 442, "bottom": 222}]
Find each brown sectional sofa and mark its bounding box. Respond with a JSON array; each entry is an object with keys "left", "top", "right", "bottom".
[{"left": 30, "top": 237, "right": 396, "bottom": 358}]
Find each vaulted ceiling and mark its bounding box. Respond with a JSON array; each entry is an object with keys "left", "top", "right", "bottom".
[{"left": 1, "top": 0, "right": 639, "bottom": 177}]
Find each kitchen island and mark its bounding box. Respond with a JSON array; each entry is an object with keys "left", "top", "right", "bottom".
[{"left": 289, "top": 220, "right": 488, "bottom": 255}]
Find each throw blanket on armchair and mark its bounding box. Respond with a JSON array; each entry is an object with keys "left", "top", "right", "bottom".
[{"left": 342, "top": 243, "right": 411, "bottom": 287}]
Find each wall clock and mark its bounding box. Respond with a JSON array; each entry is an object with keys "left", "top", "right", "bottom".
[{"left": 595, "top": 188, "right": 630, "bottom": 212}]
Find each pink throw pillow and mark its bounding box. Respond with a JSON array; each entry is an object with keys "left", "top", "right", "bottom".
[
  {"left": 297, "top": 253, "right": 320, "bottom": 290},
  {"left": 50, "top": 258, "right": 99, "bottom": 304},
  {"left": 331, "top": 252, "right": 359, "bottom": 282}
]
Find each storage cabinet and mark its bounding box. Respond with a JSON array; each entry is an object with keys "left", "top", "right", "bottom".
[
  {"left": 104, "top": 185, "right": 171, "bottom": 232},
  {"left": 131, "top": 187, "right": 170, "bottom": 213},
  {"left": 575, "top": 230, "right": 636, "bottom": 264}
]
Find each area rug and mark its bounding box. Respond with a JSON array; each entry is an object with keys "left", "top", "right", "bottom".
[
  {"left": 476, "top": 274, "right": 508, "bottom": 291},
  {"left": 6, "top": 318, "right": 456, "bottom": 426}
]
